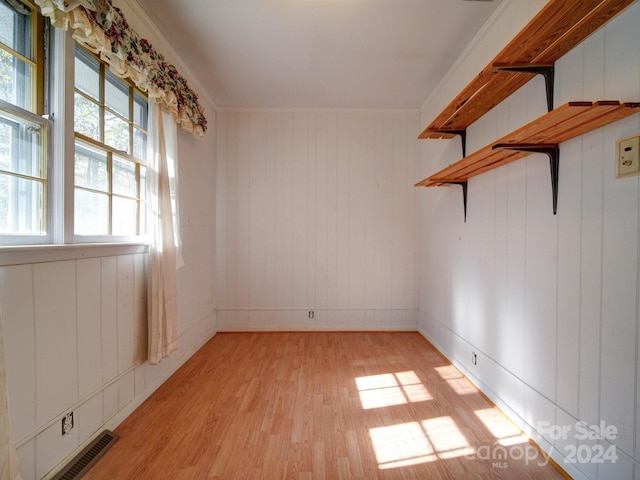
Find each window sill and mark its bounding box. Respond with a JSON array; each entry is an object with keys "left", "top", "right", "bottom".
[{"left": 0, "top": 242, "right": 149, "bottom": 267}]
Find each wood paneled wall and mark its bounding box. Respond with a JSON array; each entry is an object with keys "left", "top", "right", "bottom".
[
  {"left": 418, "top": 2, "right": 640, "bottom": 479},
  {"left": 0, "top": 2, "right": 219, "bottom": 476},
  {"left": 216, "top": 110, "right": 420, "bottom": 330},
  {"left": 0, "top": 89, "right": 217, "bottom": 480}
]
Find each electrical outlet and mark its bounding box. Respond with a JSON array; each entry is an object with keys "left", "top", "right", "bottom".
[
  {"left": 61, "top": 412, "right": 74, "bottom": 436},
  {"left": 308, "top": 310, "right": 315, "bottom": 319},
  {"left": 472, "top": 352, "right": 477, "bottom": 365},
  {"left": 616, "top": 134, "right": 640, "bottom": 178}
]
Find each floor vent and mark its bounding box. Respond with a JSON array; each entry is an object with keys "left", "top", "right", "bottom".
[{"left": 51, "top": 430, "right": 118, "bottom": 480}]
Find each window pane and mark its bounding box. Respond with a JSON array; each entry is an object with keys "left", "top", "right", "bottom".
[
  {"left": 139, "top": 166, "right": 146, "bottom": 234},
  {"left": 112, "top": 196, "right": 137, "bottom": 235},
  {"left": 0, "top": 174, "right": 43, "bottom": 234},
  {"left": 0, "top": 105, "right": 46, "bottom": 236},
  {"left": 105, "top": 70, "right": 129, "bottom": 118},
  {"left": 74, "top": 93, "right": 100, "bottom": 140},
  {"left": 0, "top": 0, "right": 32, "bottom": 58},
  {"left": 134, "top": 91, "right": 147, "bottom": 128},
  {"left": 0, "top": 111, "right": 44, "bottom": 178},
  {"left": 104, "top": 111, "right": 130, "bottom": 153},
  {"left": 0, "top": 116, "right": 14, "bottom": 172},
  {"left": 74, "top": 46, "right": 100, "bottom": 100},
  {"left": 133, "top": 128, "right": 147, "bottom": 161},
  {"left": 139, "top": 202, "right": 146, "bottom": 235},
  {"left": 73, "top": 44, "right": 149, "bottom": 240},
  {"left": 75, "top": 188, "right": 108, "bottom": 235},
  {"left": 0, "top": 50, "right": 13, "bottom": 103},
  {"left": 0, "top": 49, "right": 33, "bottom": 110},
  {"left": 75, "top": 142, "right": 108, "bottom": 192},
  {"left": 113, "top": 156, "right": 137, "bottom": 197},
  {"left": 140, "top": 166, "right": 146, "bottom": 200}
]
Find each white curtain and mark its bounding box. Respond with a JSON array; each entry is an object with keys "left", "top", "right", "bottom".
[
  {"left": 147, "top": 101, "right": 183, "bottom": 365},
  {"left": 0, "top": 312, "right": 21, "bottom": 480}
]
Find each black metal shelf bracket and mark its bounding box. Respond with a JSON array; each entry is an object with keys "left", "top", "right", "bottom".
[
  {"left": 441, "top": 181, "right": 468, "bottom": 222},
  {"left": 432, "top": 129, "right": 467, "bottom": 157},
  {"left": 493, "top": 143, "right": 560, "bottom": 214},
  {"left": 494, "top": 64, "right": 555, "bottom": 112}
]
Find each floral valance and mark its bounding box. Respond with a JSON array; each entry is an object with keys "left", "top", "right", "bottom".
[{"left": 35, "top": 0, "right": 208, "bottom": 137}]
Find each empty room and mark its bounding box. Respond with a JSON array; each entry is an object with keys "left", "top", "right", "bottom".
[{"left": 1, "top": 0, "right": 639, "bottom": 479}]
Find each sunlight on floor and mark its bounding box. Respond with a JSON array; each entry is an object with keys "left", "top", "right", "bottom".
[
  {"left": 369, "top": 416, "right": 475, "bottom": 469},
  {"left": 356, "top": 367, "right": 539, "bottom": 472},
  {"left": 369, "top": 422, "right": 437, "bottom": 468},
  {"left": 474, "top": 408, "right": 528, "bottom": 446},
  {"left": 355, "top": 371, "right": 432, "bottom": 410},
  {"left": 357, "top": 371, "right": 476, "bottom": 468},
  {"left": 434, "top": 365, "right": 477, "bottom": 395},
  {"left": 422, "top": 416, "right": 475, "bottom": 459}
]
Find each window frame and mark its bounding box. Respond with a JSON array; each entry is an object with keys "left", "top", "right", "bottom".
[
  {"left": 0, "top": 98, "right": 52, "bottom": 245},
  {"left": 0, "top": 7, "right": 152, "bottom": 250},
  {"left": 0, "top": 0, "right": 45, "bottom": 114},
  {"left": 72, "top": 43, "right": 149, "bottom": 244},
  {"left": 0, "top": 0, "right": 49, "bottom": 246}
]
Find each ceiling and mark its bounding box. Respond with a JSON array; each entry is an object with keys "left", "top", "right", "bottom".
[{"left": 135, "top": 0, "right": 502, "bottom": 109}]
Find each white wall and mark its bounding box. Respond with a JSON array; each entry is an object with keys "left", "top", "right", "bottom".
[
  {"left": 216, "top": 109, "right": 419, "bottom": 330},
  {"left": 0, "top": 132, "right": 217, "bottom": 480},
  {"left": 0, "top": 1, "right": 218, "bottom": 478},
  {"left": 418, "top": 1, "right": 640, "bottom": 479}
]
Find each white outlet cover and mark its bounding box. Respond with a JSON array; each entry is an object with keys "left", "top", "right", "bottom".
[{"left": 616, "top": 134, "right": 640, "bottom": 178}]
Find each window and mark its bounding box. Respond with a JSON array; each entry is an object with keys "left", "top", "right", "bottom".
[
  {"left": 74, "top": 45, "right": 148, "bottom": 238},
  {"left": 0, "top": 104, "right": 47, "bottom": 235},
  {"left": 1, "top": 5, "right": 152, "bottom": 246},
  {"left": 0, "top": 0, "right": 47, "bottom": 242},
  {"left": 0, "top": 0, "right": 43, "bottom": 113}
]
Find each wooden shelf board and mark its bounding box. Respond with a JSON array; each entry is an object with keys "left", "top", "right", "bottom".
[
  {"left": 415, "top": 101, "right": 640, "bottom": 187},
  {"left": 418, "top": 0, "right": 636, "bottom": 140}
]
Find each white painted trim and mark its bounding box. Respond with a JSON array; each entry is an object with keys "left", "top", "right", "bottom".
[
  {"left": 217, "top": 107, "right": 421, "bottom": 114},
  {"left": 217, "top": 307, "right": 420, "bottom": 312},
  {"left": 417, "top": 328, "right": 592, "bottom": 480},
  {"left": 41, "top": 316, "right": 218, "bottom": 480},
  {"left": 217, "top": 308, "right": 419, "bottom": 332},
  {"left": 0, "top": 242, "right": 148, "bottom": 266}
]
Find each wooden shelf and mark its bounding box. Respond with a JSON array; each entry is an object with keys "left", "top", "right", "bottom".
[
  {"left": 417, "top": 101, "right": 640, "bottom": 187},
  {"left": 418, "top": 0, "right": 636, "bottom": 143},
  {"left": 416, "top": 101, "right": 640, "bottom": 220}
]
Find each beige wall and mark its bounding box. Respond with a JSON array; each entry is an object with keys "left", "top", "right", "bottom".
[{"left": 216, "top": 109, "right": 420, "bottom": 331}]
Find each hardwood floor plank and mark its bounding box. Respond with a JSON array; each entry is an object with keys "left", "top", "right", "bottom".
[{"left": 82, "top": 332, "right": 567, "bottom": 479}]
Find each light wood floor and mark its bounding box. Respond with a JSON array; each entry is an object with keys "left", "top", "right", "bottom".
[{"left": 84, "top": 332, "right": 567, "bottom": 479}]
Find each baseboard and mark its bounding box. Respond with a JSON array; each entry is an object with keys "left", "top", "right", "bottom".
[
  {"left": 416, "top": 328, "right": 582, "bottom": 480},
  {"left": 42, "top": 312, "right": 218, "bottom": 480},
  {"left": 217, "top": 308, "right": 419, "bottom": 331}
]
